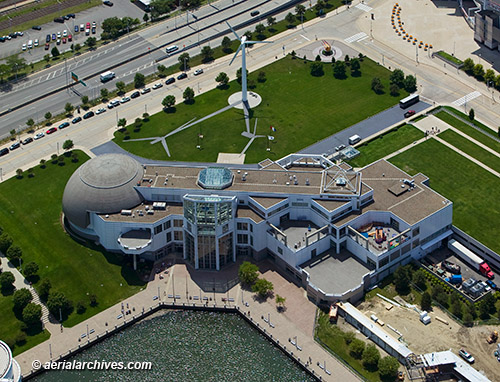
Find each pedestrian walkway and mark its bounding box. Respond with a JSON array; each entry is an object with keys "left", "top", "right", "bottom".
[
  {"left": 451, "top": 91, "right": 481, "bottom": 107},
  {"left": 344, "top": 32, "right": 368, "bottom": 44},
  {"left": 355, "top": 3, "right": 372, "bottom": 12}
]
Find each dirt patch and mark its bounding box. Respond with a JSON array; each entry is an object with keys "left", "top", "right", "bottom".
[{"left": 357, "top": 296, "right": 499, "bottom": 380}]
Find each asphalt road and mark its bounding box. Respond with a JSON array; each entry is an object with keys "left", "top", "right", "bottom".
[{"left": 0, "top": 0, "right": 302, "bottom": 138}]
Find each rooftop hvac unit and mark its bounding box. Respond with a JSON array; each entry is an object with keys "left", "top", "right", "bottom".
[{"left": 121, "top": 210, "right": 132, "bottom": 216}]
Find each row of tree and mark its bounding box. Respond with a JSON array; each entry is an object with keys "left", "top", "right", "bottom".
[{"left": 238, "top": 261, "right": 274, "bottom": 299}]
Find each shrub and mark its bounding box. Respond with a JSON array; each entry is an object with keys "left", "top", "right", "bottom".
[
  {"left": 362, "top": 344, "right": 380, "bottom": 370},
  {"left": 350, "top": 338, "right": 365, "bottom": 359},
  {"left": 76, "top": 301, "right": 86, "bottom": 314}
]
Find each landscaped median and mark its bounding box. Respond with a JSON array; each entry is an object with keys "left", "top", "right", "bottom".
[{"left": 0, "top": 150, "right": 146, "bottom": 344}]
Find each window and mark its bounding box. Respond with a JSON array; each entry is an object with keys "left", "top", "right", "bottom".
[
  {"left": 250, "top": 236, "right": 253, "bottom": 246},
  {"left": 163, "top": 221, "right": 171, "bottom": 230},
  {"left": 390, "top": 250, "right": 400, "bottom": 262},
  {"left": 367, "top": 258, "right": 376, "bottom": 268},
  {"left": 186, "top": 223, "right": 192, "bottom": 233},
  {"left": 311, "top": 248, "right": 316, "bottom": 257},
  {"left": 237, "top": 222, "right": 248, "bottom": 231},
  {"left": 412, "top": 238, "right": 420, "bottom": 249},
  {"left": 154, "top": 225, "right": 163, "bottom": 234},
  {"left": 222, "top": 224, "right": 229, "bottom": 234},
  {"left": 379, "top": 256, "right": 389, "bottom": 268},
  {"left": 166, "top": 232, "right": 172, "bottom": 243},
  {"left": 390, "top": 217, "right": 399, "bottom": 231},
  {"left": 277, "top": 247, "right": 283, "bottom": 255},
  {"left": 237, "top": 234, "right": 248, "bottom": 244},
  {"left": 174, "top": 231, "right": 183, "bottom": 241},
  {"left": 412, "top": 227, "right": 420, "bottom": 237},
  {"left": 292, "top": 202, "right": 309, "bottom": 207},
  {"left": 174, "top": 219, "right": 183, "bottom": 227},
  {"left": 250, "top": 224, "right": 253, "bottom": 232},
  {"left": 401, "top": 244, "right": 411, "bottom": 255}
]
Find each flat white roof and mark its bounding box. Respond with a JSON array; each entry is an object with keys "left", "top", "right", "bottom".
[
  {"left": 0, "top": 340, "right": 12, "bottom": 378},
  {"left": 422, "top": 351, "right": 491, "bottom": 382},
  {"left": 339, "top": 302, "right": 413, "bottom": 359}
]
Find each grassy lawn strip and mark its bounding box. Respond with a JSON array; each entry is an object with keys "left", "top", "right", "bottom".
[
  {"left": 0, "top": 294, "right": 50, "bottom": 356},
  {"left": 435, "top": 111, "right": 500, "bottom": 154},
  {"left": 348, "top": 124, "right": 423, "bottom": 168},
  {"left": 114, "top": 56, "right": 405, "bottom": 163},
  {"left": 436, "top": 51, "right": 463, "bottom": 66},
  {"left": 315, "top": 311, "right": 380, "bottom": 381},
  {"left": 0, "top": 151, "right": 146, "bottom": 329},
  {"left": 442, "top": 106, "right": 500, "bottom": 140},
  {"left": 439, "top": 130, "right": 500, "bottom": 172},
  {"left": 389, "top": 139, "right": 500, "bottom": 254}
]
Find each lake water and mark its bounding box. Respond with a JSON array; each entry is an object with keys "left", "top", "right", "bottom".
[{"left": 30, "top": 310, "right": 314, "bottom": 382}]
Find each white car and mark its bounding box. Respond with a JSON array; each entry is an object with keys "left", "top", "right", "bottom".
[
  {"left": 194, "top": 68, "right": 204, "bottom": 76},
  {"left": 34, "top": 39, "right": 39, "bottom": 47},
  {"left": 34, "top": 132, "right": 45, "bottom": 140},
  {"left": 141, "top": 87, "right": 151, "bottom": 94},
  {"left": 459, "top": 349, "right": 474, "bottom": 364},
  {"left": 152, "top": 83, "right": 163, "bottom": 90},
  {"left": 63, "top": 30, "right": 68, "bottom": 37},
  {"left": 120, "top": 97, "right": 130, "bottom": 103},
  {"left": 95, "top": 108, "right": 106, "bottom": 115},
  {"left": 57, "top": 31, "right": 61, "bottom": 38},
  {"left": 16, "top": 31, "right": 23, "bottom": 36},
  {"left": 21, "top": 44, "right": 27, "bottom": 51}
]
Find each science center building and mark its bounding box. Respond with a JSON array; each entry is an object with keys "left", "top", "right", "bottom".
[{"left": 62, "top": 153, "right": 452, "bottom": 303}]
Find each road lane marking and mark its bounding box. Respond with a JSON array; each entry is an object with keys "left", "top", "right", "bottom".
[{"left": 452, "top": 91, "right": 481, "bottom": 106}]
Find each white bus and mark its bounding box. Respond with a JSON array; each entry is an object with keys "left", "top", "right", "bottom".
[
  {"left": 399, "top": 94, "right": 419, "bottom": 109},
  {"left": 166, "top": 45, "right": 179, "bottom": 54}
]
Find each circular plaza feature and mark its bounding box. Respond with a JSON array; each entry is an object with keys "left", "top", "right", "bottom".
[{"left": 228, "top": 91, "right": 262, "bottom": 109}]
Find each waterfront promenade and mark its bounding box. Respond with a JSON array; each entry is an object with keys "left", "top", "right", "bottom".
[{"left": 15, "top": 258, "right": 360, "bottom": 381}]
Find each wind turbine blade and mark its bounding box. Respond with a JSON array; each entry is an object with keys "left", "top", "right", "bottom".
[
  {"left": 229, "top": 44, "right": 242, "bottom": 66},
  {"left": 225, "top": 21, "right": 240, "bottom": 40},
  {"left": 253, "top": 118, "right": 258, "bottom": 135},
  {"left": 246, "top": 40, "right": 273, "bottom": 44}
]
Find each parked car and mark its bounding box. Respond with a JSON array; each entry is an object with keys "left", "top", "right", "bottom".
[
  {"left": 45, "top": 43, "right": 50, "bottom": 50},
  {"left": 103, "top": 0, "right": 114, "bottom": 6},
  {"left": 32, "top": 25, "right": 42, "bottom": 31},
  {"left": 56, "top": 39, "right": 61, "bottom": 45},
  {"left": 68, "top": 34, "right": 72, "bottom": 42},
  {"left": 0, "top": 148, "right": 9, "bottom": 156},
  {"left": 80, "top": 24, "right": 85, "bottom": 32},
  {"left": 34, "top": 132, "right": 45, "bottom": 140},
  {"left": 107, "top": 100, "right": 120, "bottom": 108},
  {"left": 9, "top": 142, "right": 20, "bottom": 150},
  {"left": 62, "top": 38, "right": 66, "bottom": 44},
  {"left": 176, "top": 73, "right": 187, "bottom": 80},
  {"left": 130, "top": 91, "right": 140, "bottom": 99},
  {"left": 95, "top": 108, "right": 106, "bottom": 115},
  {"left": 458, "top": 349, "right": 474, "bottom": 364},
  {"left": 63, "top": 15, "right": 70, "bottom": 20},
  {"left": 46, "top": 127, "right": 57, "bottom": 134},
  {"left": 194, "top": 68, "right": 204, "bottom": 76},
  {"left": 486, "top": 279, "right": 497, "bottom": 290},
  {"left": 166, "top": 77, "right": 176, "bottom": 85},
  {"left": 141, "top": 87, "right": 151, "bottom": 94},
  {"left": 58, "top": 122, "right": 70, "bottom": 129},
  {"left": 62, "top": 30, "right": 68, "bottom": 37},
  {"left": 91, "top": 27, "right": 96, "bottom": 34},
  {"left": 86, "top": 22, "right": 91, "bottom": 29},
  {"left": 404, "top": 110, "right": 416, "bottom": 118},
  {"left": 67, "top": 13, "right": 75, "bottom": 18},
  {"left": 120, "top": 97, "right": 131, "bottom": 103},
  {"left": 152, "top": 83, "right": 163, "bottom": 89},
  {"left": 72, "top": 116, "right": 82, "bottom": 124},
  {"left": 74, "top": 25, "right": 79, "bottom": 33},
  {"left": 22, "top": 137, "right": 33, "bottom": 145},
  {"left": 83, "top": 111, "right": 94, "bottom": 119},
  {"left": 57, "top": 31, "right": 61, "bottom": 38},
  {"left": 52, "top": 33, "right": 56, "bottom": 41},
  {"left": 92, "top": 21, "right": 97, "bottom": 28},
  {"left": 22, "top": 44, "right": 27, "bottom": 51},
  {"left": 46, "top": 34, "right": 51, "bottom": 43},
  {"left": 54, "top": 17, "right": 64, "bottom": 23}
]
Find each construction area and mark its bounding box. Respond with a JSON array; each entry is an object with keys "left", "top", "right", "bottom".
[{"left": 356, "top": 296, "right": 499, "bottom": 381}]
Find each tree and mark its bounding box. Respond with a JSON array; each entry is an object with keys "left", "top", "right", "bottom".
[
  {"left": 295, "top": 4, "right": 306, "bottom": 16},
  {"left": 64, "top": 103, "right": 74, "bottom": 115},
  {"left": 451, "top": 298, "right": 463, "bottom": 319},
  {"left": 473, "top": 64, "right": 484, "bottom": 79},
  {"left": 23, "top": 303, "right": 42, "bottom": 326},
  {"left": 117, "top": 118, "right": 127, "bottom": 129},
  {"left": 255, "top": 23, "right": 266, "bottom": 39},
  {"left": 350, "top": 339, "right": 365, "bottom": 359},
  {"left": 85, "top": 37, "right": 97, "bottom": 48},
  {"left": 134, "top": 73, "right": 146, "bottom": 89},
  {"left": 267, "top": 16, "right": 276, "bottom": 27},
  {"left": 378, "top": 356, "right": 399, "bottom": 380},
  {"left": 463, "top": 312, "right": 473, "bottom": 326},
  {"left": 350, "top": 58, "right": 360, "bottom": 74},
  {"left": 0, "top": 63, "right": 10, "bottom": 81},
  {"left": 116, "top": 81, "right": 126, "bottom": 94},
  {"left": 6, "top": 245, "right": 22, "bottom": 262},
  {"left": 0, "top": 272, "right": 15, "bottom": 292},
  {"left": 257, "top": 71, "right": 266, "bottom": 82},
  {"left": 16, "top": 169, "right": 23, "bottom": 178},
  {"left": 412, "top": 269, "right": 427, "bottom": 290},
  {"left": 389, "top": 69, "right": 405, "bottom": 87},
  {"left": 394, "top": 266, "right": 411, "bottom": 294},
  {"left": 13, "top": 289, "right": 32, "bottom": 311},
  {"left": 236, "top": 68, "right": 248, "bottom": 83},
  {"left": 44, "top": 112, "right": 52, "bottom": 123},
  {"left": 89, "top": 294, "right": 98, "bottom": 307},
  {"left": 6, "top": 55, "right": 26, "bottom": 75},
  {"left": 162, "top": 95, "right": 176, "bottom": 109},
  {"left": 275, "top": 294, "right": 286, "bottom": 310},
  {"left": 468, "top": 108, "right": 475, "bottom": 121},
  {"left": 200, "top": 45, "right": 214, "bottom": 62},
  {"left": 481, "top": 292, "right": 496, "bottom": 316},
  {"left": 403, "top": 75, "right": 417, "bottom": 92},
  {"left": 24, "top": 262, "right": 39, "bottom": 279},
  {"left": 178, "top": 52, "right": 190, "bottom": 70},
  {"left": 10, "top": 129, "right": 16, "bottom": 139},
  {"left": 76, "top": 301, "right": 86, "bottom": 314},
  {"left": 362, "top": 344, "right": 381, "bottom": 370},
  {"left": 40, "top": 159, "right": 46, "bottom": 168},
  {"left": 243, "top": 31, "right": 253, "bottom": 40},
  {"left": 216, "top": 72, "right": 229, "bottom": 87},
  {"left": 157, "top": 64, "right": 167, "bottom": 78},
  {"left": 333, "top": 61, "right": 346, "bottom": 79},
  {"left": 100, "top": 88, "right": 109, "bottom": 101},
  {"left": 285, "top": 12, "right": 296, "bottom": 26},
  {"left": 390, "top": 83, "right": 400, "bottom": 96},
  {"left": 143, "top": 112, "right": 150, "bottom": 121},
  {"left": 51, "top": 46, "right": 60, "bottom": 58},
  {"left": 81, "top": 95, "right": 89, "bottom": 106},
  {"left": 315, "top": 0, "right": 326, "bottom": 13},
  {"left": 221, "top": 36, "right": 232, "bottom": 52},
  {"left": 371, "top": 77, "right": 384, "bottom": 94},
  {"left": 467, "top": 302, "right": 477, "bottom": 319},
  {"left": 38, "top": 279, "right": 51, "bottom": 301},
  {"left": 63, "top": 140, "right": 74, "bottom": 151},
  {"left": 143, "top": 13, "right": 149, "bottom": 24},
  {"left": 344, "top": 331, "right": 355, "bottom": 345},
  {"left": 310, "top": 62, "right": 324, "bottom": 77},
  {"left": 485, "top": 69, "right": 495, "bottom": 86},
  {"left": 26, "top": 118, "right": 35, "bottom": 129},
  {"left": 463, "top": 58, "right": 474, "bottom": 73},
  {"left": 238, "top": 261, "right": 259, "bottom": 285},
  {"left": 0, "top": 233, "right": 13, "bottom": 253},
  {"left": 251, "top": 278, "right": 274, "bottom": 298},
  {"left": 43, "top": 54, "right": 50, "bottom": 64},
  {"left": 27, "top": 166, "right": 33, "bottom": 176},
  {"left": 74, "top": 43, "right": 81, "bottom": 52},
  {"left": 435, "top": 292, "right": 449, "bottom": 307},
  {"left": 183, "top": 87, "right": 195, "bottom": 103},
  {"left": 47, "top": 291, "right": 73, "bottom": 318},
  {"left": 431, "top": 284, "right": 444, "bottom": 299}
]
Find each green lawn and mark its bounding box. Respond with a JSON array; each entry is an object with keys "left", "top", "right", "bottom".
[
  {"left": 315, "top": 312, "right": 380, "bottom": 381},
  {"left": 0, "top": 294, "right": 50, "bottom": 356},
  {"left": 435, "top": 110, "right": 500, "bottom": 154},
  {"left": 348, "top": 124, "right": 423, "bottom": 168},
  {"left": 436, "top": 51, "right": 463, "bottom": 66},
  {"left": 0, "top": 151, "right": 146, "bottom": 329},
  {"left": 114, "top": 56, "right": 406, "bottom": 163},
  {"left": 389, "top": 139, "right": 500, "bottom": 254},
  {"left": 439, "top": 130, "right": 500, "bottom": 172}
]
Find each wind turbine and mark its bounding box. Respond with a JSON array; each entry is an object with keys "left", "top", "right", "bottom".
[{"left": 227, "top": 22, "right": 272, "bottom": 134}]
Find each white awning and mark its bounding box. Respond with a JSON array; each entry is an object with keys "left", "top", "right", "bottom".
[{"left": 421, "top": 230, "right": 452, "bottom": 251}]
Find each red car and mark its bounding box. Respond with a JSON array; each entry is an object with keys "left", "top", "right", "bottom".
[
  {"left": 68, "top": 34, "right": 72, "bottom": 42},
  {"left": 86, "top": 22, "right": 91, "bottom": 29},
  {"left": 46, "top": 127, "right": 57, "bottom": 134},
  {"left": 62, "top": 37, "right": 67, "bottom": 44},
  {"left": 404, "top": 110, "right": 416, "bottom": 118},
  {"left": 45, "top": 43, "right": 49, "bottom": 50}
]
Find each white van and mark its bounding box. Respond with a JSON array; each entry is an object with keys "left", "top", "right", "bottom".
[
  {"left": 27, "top": 40, "right": 33, "bottom": 49},
  {"left": 166, "top": 45, "right": 179, "bottom": 54},
  {"left": 348, "top": 134, "right": 361, "bottom": 145},
  {"left": 100, "top": 71, "right": 115, "bottom": 82}
]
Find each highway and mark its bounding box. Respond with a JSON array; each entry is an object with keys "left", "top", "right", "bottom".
[{"left": 0, "top": 0, "right": 302, "bottom": 138}]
